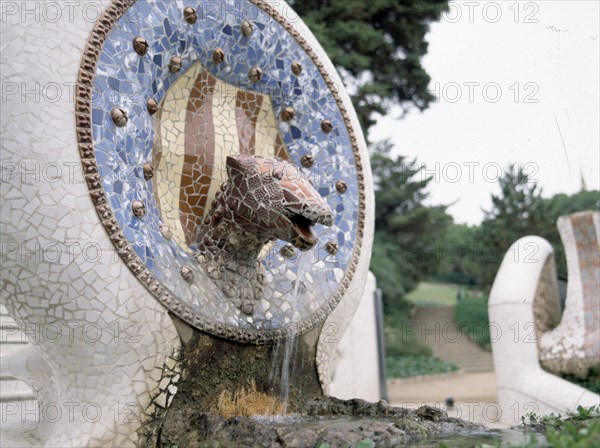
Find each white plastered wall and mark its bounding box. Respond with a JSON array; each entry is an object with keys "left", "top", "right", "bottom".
[{"left": 329, "top": 272, "right": 381, "bottom": 402}]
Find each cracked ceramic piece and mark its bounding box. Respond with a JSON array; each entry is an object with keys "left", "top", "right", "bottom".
[
  {"left": 1, "top": 3, "right": 181, "bottom": 446},
  {"left": 74, "top": 0, "right": 372, "bottom": 343}
]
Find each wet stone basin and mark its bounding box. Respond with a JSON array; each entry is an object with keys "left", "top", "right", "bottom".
[{"left": 157, "top": 397, "right": 543, "bottom": 447}]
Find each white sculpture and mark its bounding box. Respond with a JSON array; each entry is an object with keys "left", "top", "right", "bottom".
[
  {"left": 1, "top": 3, "right": 181, "bottom": 446},
  {"left": 0, "top": 1, "right": 374, "bottom": 446},
  {"left": 489, "top": 212, "right": 600, "bottom": 424}
]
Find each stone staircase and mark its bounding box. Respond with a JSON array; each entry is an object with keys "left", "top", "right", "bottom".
[
  {"left": 413, "top": 306, "right": 494, "bottom": 372},
  {"left": 0, "top": 305, "right": 35, "bottom": 403}
]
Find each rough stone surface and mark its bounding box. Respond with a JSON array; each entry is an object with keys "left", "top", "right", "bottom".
[
  {"left": 158, "top": 397, "right": 482, "bottom": 448},
  {"left": 155, "top": 323, "right": 323, "bottom": 427}
]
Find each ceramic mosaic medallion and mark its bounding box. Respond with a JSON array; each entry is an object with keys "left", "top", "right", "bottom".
[{"left": 76, "top": 0, "right": 366, "bottom": 343}]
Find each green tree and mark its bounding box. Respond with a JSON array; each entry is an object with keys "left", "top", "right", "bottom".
[
  {"left": 467, "top": 167, "right": 600, "bottom": 287},
  {"left": 370, "top": 141, "right": 451, "bottom": 312},
  {"left": 475, "top": 164, "right": 546, "bottom": 287},
  {"left": 435, "top": 185, "right": 599, "bottom": 288},
  {"left": 434, "top": 222, "right": 481, "bottom": 286},
  {"left": 288, "top": 0, "right": 449, "bottom": 133},
  {"left": 291, "top": 0, "right": 452, "bottom": 311}
]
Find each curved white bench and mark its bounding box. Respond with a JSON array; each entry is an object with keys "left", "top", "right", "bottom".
[{"left": 489, "top": 233, "right": 599, "bottom": 425}]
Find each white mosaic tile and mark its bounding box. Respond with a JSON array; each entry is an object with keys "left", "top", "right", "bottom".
[{"left": 0, "top": 0, "right": 374, "bottom": 445}]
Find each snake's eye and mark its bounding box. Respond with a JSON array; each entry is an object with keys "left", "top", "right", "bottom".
[{"left": 272, "top": 169, "right": 284, "bottom": 180}]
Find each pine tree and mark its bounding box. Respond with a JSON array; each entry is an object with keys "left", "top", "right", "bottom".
[
  {"left": 475, "top": 165, "right": 545, "bottom": 286},
  {"left": 288, "top": 0, "right": 450, "bottom": 134},
  {"left": 370, "top": 141, "right": 451, "bottom": 311},
  {"left": 290, "top": 1, "right": 452, "bottom": 309}
]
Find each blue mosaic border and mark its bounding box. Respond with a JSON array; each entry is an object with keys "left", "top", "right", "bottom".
[{"left": 76, "top": 0, "right": 366, "bottom": 342}]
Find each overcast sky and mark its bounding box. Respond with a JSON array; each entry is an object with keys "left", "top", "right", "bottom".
[{"left": 371, "top": 1, "right": 600, "bottom": 225}]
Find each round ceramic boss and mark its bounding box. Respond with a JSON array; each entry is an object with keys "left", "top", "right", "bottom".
[{"left": 76, "top": 0, "right": 367, "bottom": 343}]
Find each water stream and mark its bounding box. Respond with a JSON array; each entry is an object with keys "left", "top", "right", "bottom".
[{"left": 271, "top": 251, "right": 308, "bottom": 414}]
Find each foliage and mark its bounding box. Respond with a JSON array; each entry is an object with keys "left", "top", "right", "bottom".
[
  {"left": 433, "top": 223, "right": 483, "bottom": 286},
  {"left": 288, "top": 0, "right": 450, "bottom": 133},
  {"left": 356, "top": 439, "right": 375, "bottom": 448},
  {"left": 369, "top": 142, "right": 452, "bottom": 363},
  {"left": 454, "top": 296, "right": 491, "bottom": 350},
  {"left": 545, "top": 419, "right": 600, "bottom": 448},
  {"left": 518, "top": 406, "right": 600, "bottom": 448},
  {"left": 467, "top": 406, "right": 600, "bottom": 448},
  {"left": 371, "top": 231, "right": 412, "bottom": 306},
  {"left": 537, "top": 191, "right": 600, "bottom": 279},
  {"left": 384, "top": 308, "right": 431, "bottom": 358},
  {"left": 562, "top": 365, "right": 600, "bottom": 395},
  {"left": 370, "top": 141, "right": 452, "bottom": 313},
  {"left": 386, "top": 354, "right": 457, "bottom": 378},
  {"left": 474, "top": 165, "right": 546, "bottom": 287},
  {"left": 434, "top": 164, "right": 599, "bottom": 288},
  {"left": 524, "top": 405, "right": 600, "bottom": 426},
  {"left": 291, "top": 0, "right": 453, "bottom": 310}
]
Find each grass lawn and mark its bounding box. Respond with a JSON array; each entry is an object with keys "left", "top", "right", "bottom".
[{"left": 405, "top": 282, "right": 459, "bottom": 307}]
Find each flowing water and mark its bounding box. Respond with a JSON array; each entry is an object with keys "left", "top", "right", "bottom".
[
  {"left": 279, "top": 327, "right": 297, "bottom": 413},
  {"left": 269, "top": 251, "right": 308, "bottom": 414}
]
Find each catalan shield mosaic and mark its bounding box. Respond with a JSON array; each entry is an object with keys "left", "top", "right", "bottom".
[{"left": 76, "top": 0, "right": 366, "bottom": 343}]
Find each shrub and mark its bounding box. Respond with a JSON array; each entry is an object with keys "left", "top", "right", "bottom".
[
  {"left": 384, "top": 307, "right": 431, "bottom": 357},
  {"left": 562, "top": 365, "right": 600, "bottom": 395},
  {"left": 386, "top": 355, "right": 458, "bottom": 378},
  {"left": 521, "top": 405, "right": 600, "bottom": 448},
  {"left": 454, "top": 296, "right": 491, "bottom": 350}
]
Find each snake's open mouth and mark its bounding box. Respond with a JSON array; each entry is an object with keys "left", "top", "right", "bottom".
[
  {"left": 290, "top": 213, "right": 317, "bottom": 247},
  {"left": 287, "top": 210, "right": 333, "bottom": 250}
]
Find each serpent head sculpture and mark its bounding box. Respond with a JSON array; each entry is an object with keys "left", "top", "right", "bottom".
[{"left": 194, "top": 154, "right": 334, "bottom": 314}]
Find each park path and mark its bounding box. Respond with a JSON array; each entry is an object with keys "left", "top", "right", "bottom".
[
  {"left": 412, "top": 305, "right": 494, "bottom": 372},
  {"left": 387, "top": 305, "right": 503, "bottom": 427}
]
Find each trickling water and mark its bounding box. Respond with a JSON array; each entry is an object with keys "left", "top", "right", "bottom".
[
  {"left": 277, "top": 251, "right": 307, "bottom": 414},
  {"left": 279, "top": 331, "right": 297, "bottom": 413}
]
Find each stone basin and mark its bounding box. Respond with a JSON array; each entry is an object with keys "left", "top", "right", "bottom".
[{"left": 157, "top": 396, "right": 519, "bottom": 447}]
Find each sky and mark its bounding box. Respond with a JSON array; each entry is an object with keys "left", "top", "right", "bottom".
[{"left": 371, "top": 1, "right": 600, "bottom": 225}]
